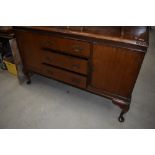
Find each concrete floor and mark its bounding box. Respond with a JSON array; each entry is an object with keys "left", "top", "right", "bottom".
[{"left": 0, "top": 30, "right": 155, "bottom": 129}]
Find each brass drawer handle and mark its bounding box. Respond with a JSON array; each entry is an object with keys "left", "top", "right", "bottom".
[
  {"left": 71, "top": 78, "right": 80, "bottom": 84},
  {"left": 46, "top": 57, "right": 53, "bottom": 63},
  {"left": 72, "top": 45, "right": 83, "bottom": 53},
  {"left": 72, "top": 64, "right": 80, "bottom": 70},
  {"left": 45, "top": 40, "right": 55, "bottom": 47},
  {"left": 46, "top": 69, "right": 54, "bottom": 75}
]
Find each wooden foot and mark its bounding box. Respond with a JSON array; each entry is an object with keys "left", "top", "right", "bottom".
[
  {"left": 26, "top": 80, "right": 31, "bottom": 84},
  {"left": 118, "top": 111, "right": 125, "bottom": 122},
  {"left": 23, "top": 68, "right": 31, "bottom": 84},
  {"left": 112, "top": 98, "right": 130, "bottom": 122}
]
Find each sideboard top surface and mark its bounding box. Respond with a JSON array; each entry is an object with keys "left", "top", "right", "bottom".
[{"left": 14, "top": 26, "right": 149, "bottom": 48}]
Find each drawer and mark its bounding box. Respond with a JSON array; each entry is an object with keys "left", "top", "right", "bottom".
[
  {"left": 39, "top": 35, "right": 90, "bottom": 58},
  {"left": 41, "top": 50, "right": 88, "bottom": 75},
  {"left": 40, "top": 64, "right": 87, "bottom": 89}
]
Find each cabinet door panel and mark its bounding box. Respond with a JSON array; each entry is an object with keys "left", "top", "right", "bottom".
[{"left": 90, "top": 44, "right": 144, "bottom": 98}]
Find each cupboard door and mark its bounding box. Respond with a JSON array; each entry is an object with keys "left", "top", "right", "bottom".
[{"left": 90, "top": 44, "right": 144, "bottom": 98}]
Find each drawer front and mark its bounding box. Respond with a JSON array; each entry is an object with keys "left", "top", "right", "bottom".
[
  {"left": 41, "top": 50, "right": 88, "bottom": 75},
  {"left": 40, "top": 64, "right": 87, "bottom": 89},
  {"left": 39, "top": 34, "right": 90, "bottom": 58}
]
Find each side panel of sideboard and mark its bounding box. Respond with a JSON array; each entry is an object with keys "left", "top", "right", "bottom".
[{"left": 89, "top": 44, "right": 145, "bottom": 99}]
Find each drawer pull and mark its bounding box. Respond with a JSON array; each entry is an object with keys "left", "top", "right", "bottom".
[
  {"left": 72, "top": 46, "right": 83, "bottom": 53},
  {"left": 72, "top": 64, "right": 80, "bottom": 70},
  {"left": 45, "top": 41, "right": 55, "bottom": 47},
  {"left": 71, "top": 78, "right": 80, "bottom": 84},
  {"left": 46, "top": 57, "right": 53, "bottom": 62},
  {"left": 46, "top": 69, "right": 54, "bottom": 75}
]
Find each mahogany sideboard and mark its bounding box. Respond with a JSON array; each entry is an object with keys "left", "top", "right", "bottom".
[{"left": 13, "top": 26, "right": 149, "bottom": 122}]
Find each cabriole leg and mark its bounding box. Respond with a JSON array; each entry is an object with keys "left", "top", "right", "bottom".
[{"left": 112, "top": 98, "right": 130, "bottom": 122}]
